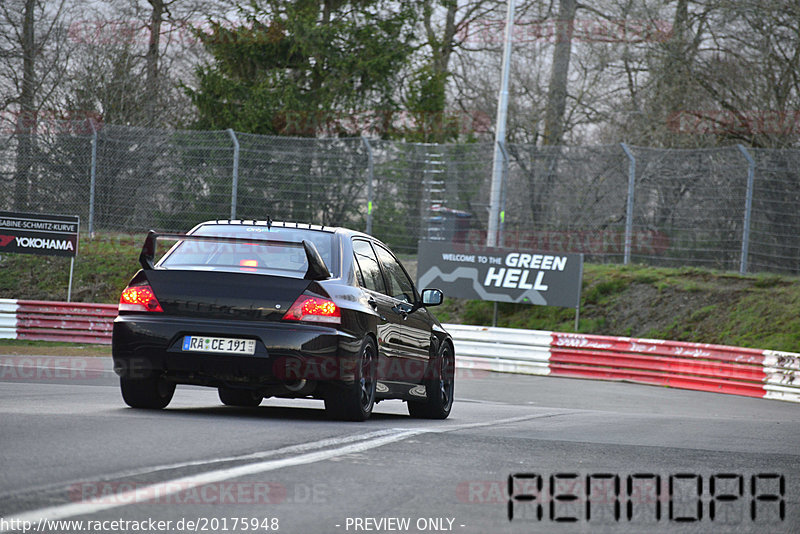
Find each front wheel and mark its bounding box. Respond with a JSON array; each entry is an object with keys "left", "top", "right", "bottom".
[
  {"left": 325, "top": 337, "right": 377, "bottom": 421},
  {"left": 120, "top": 373, "right": 175, "bottom": 409},
  {"left": 408, "top": 342, "right": 454, "bottom": 419}
]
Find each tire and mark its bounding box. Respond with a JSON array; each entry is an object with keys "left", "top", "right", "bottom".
[
  {"left": 120, "top": 373, "right": 175, "bottom": 409},
  {"left": 408, "top": 342, "right": 454, "bottom": 419},
  {"left": 325, "top": 337, "right": 377, "bottom": 421},
  {"left": 218, "top": 387, "right": 262, "bottom": 407}
]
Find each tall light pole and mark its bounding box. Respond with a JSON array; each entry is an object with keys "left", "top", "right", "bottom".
[{"left": 486, "top": 0, "right": 516, "bottom": 247}]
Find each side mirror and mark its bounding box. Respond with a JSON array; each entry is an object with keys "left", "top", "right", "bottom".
[{"left": 421, "top": 288, "right": 444, "bottom": 307}]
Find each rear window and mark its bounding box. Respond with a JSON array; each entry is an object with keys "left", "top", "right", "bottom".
[{"left": 158, "top": 224, "right": 337, "bottom": 277}]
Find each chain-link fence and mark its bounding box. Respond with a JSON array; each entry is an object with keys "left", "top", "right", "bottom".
[{"left": 2, "top": 121, "right": 799, "bottom": 274}]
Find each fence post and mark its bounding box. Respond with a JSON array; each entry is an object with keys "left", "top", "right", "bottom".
[
  {"left": 620, "top": 143, "right": 636, "bottom": 265},
  {"left": 88, "top": 120, "right": 98, "bottom": 236},
  {"left": 227, "top": 129, "right": 240, "bottom": 220},
  {"left": 487, "top": 0, "right": 516, "bottom": 247},
  {"left": 497, "top": 140, "right": 509, "bottom": 248},
  {"left": 737, "top": 144, "right": 755, "bottom": 275},
  {"left": 361, "top": 136, "right": 374, "bottom": 235}
]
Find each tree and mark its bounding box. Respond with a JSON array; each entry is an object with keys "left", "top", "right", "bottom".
[
  {"left": 144, "top": 0, "right": 167, "bottom": 123},
  {"left": 185, "top": 0, "right": 418, "bottom": 137},
  {"left": 542, "top": 0, "right": 577, "bottom": 146},
  {"left": 406, "top": 0, "right": 496, "bottom": 142},
  {"left": 408, "top": 1, "right": 550, "bottom": 143},
  {"left": 600, "top": 0, "right": 712, "bottom": 147},
  {"left": 13, "top": 0, "right": 37, "bottom": 209},
  {"left": 0, "top": 0, "right": 72, "bottom": 209},
  {"left": 64, "top": 0, "right": 224, "bottom": 128},
  {"left": 596, "top": 0, "right": 800, "bottom": 149},
  {"left": 689, "top": 0, "right": 800, "bottom": 148}
]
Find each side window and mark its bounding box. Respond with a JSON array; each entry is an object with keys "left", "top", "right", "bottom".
[
  {"left": 374, "top": 244, "right": 416, "bottom": 302},
  {"left": 352, "top": 239, "right": 386, "bottom": 294},
  {"left": 353, "top": 257, "right": 366, "bottom": 287}
]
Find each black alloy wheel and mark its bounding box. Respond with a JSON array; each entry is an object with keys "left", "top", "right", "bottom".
[
  {"left": 408, "top": 342, "right": 454, "bottom": 419},
  {"left": 325, "top": 337, "right": 377, "bottom": 421}
]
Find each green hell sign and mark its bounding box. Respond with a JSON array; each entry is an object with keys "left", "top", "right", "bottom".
[{"left": 416, "top": 240, "right": 583, "bottom": 309}]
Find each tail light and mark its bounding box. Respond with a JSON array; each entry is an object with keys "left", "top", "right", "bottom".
[
  {"left": 282, "top": 294, "right": 341, "bottom": 324},
  {"left": 119, "top": 284, "right": 164, "bottom": 312}
]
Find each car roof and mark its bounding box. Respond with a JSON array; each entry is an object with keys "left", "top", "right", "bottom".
[{"left": 191, "top": 220, "right": 381, "bottom": 244}]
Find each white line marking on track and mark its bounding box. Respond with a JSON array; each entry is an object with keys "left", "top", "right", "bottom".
[
  {"left": 0, "top": 413, "right": 564, "bottom": 530},
  {"left": 0, "top": 428, "right": 408, "bottom": 502},
  {"left": 0, "top": 429, "right": 426, "bottom": 529}
]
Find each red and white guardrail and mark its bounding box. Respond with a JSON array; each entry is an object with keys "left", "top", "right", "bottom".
[
  {"left": 0, "top": 299, "right": 116, "bottom": 344},
  {"left": 1, "top": 299, "right": 798, "bottom": 403},
  {"left": 447, "top": 324, "right": 800, "bottom": 404}
]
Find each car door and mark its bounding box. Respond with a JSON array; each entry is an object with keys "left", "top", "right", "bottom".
[
  {"left": 372, "top": 242, "right": 432, "bottom": 383},
  {"left": 351, "top": 239, "right": 401, "bottom": 365}
]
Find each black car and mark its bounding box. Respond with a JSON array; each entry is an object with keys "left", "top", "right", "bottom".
[{"left": 112, "top": 220, "right": 454, "bottom": 421}]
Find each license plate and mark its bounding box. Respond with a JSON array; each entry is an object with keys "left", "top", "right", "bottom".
[{"left": 182, "top": 336, "right": 256, "bottom": 355}]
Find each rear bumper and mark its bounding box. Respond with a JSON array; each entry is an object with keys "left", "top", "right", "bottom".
[{"left": 112, "top": 314, "right": 361, "bottom": 389}]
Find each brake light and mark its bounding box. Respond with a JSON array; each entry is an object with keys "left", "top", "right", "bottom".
[
  {"left": 240, "top": 259, "right": 258, "bottom": 272},
  {"left": 119, "top": 285, "right": 164, "bottom": 312},
  {"left": 282, "top": 295, "right": 341, "bottom": 324}
]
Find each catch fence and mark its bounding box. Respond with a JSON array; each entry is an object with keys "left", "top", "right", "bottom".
[{"left": 2, "top": 121, "right": 799, "bottom": 274}]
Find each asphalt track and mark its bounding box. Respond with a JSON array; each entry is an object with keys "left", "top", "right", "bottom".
[{"left": 1, "top": 355, "right": 798, "bottom": 534}]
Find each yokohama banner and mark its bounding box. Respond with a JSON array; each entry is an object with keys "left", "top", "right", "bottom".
[
  {"left": 0, "top": 211, "right": 79, "bottom": 258},
  {"left": 417, "top": 240, "right": 583, "bottom": 308}
]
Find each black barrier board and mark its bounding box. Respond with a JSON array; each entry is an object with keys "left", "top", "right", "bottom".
[
  {"left": 417, "top": 240, "right": 583, "bottom": 308},
  {"left": 0, "top": 211, "right": 80, "bottom": 258}
]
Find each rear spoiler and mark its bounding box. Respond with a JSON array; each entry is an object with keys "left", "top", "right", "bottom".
[{"left": 138, "top": 230, "right": 332, "bottom": 281}]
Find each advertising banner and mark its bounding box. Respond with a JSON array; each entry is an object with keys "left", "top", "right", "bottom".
[
  {"left": 417, "top": 240, "right": 583, "bottom": 309},
  {"left": 0, "top": 211, "right": 80, "bottom": 258}
]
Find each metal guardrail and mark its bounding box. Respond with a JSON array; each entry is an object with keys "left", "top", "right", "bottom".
[
  {"left": 1, "top": 299, "right": 797, "bottom": 403},
  {"left": 445, "top": 323, "right": 552, "bottom": 376}
]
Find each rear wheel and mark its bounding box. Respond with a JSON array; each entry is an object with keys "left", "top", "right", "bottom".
[
  {"left": 408, "top": 342, "right": 454, "bottom": 419},
  {"left": 325, "top": 337, "right": 377, "bottom": 421},
  {"left": 218, "top": 387, "right": 262, "bottom": 407},
  {"left": 120, "top": 373, "right": 175, "bottom": 409}
]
